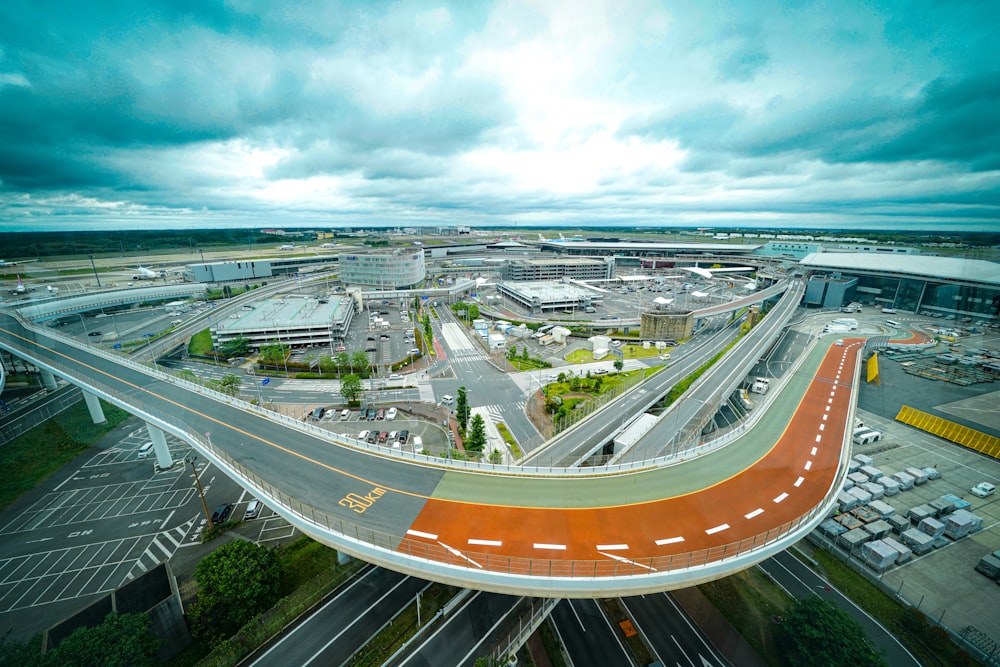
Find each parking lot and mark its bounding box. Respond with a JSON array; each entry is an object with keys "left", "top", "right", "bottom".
[
  {"left": 0, "top": 422, "right": 297, "bottom": 641},
  {"left": 831, "top": 406, "right": 1000, "bottom": 646}
]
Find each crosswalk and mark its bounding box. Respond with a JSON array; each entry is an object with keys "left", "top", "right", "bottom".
[{"left": 125, "top": 516, "right": 198, "bottom": 581}]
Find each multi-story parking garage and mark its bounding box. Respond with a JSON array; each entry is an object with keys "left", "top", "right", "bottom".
[{"left": 211, "top": 295, "right": 356, "bottom": 350}]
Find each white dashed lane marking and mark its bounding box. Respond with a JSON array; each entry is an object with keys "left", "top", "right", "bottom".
[
  {"left": 744, "top": 508, "right": 764, "bottom": 519},
  {"left": 406, "top": 529, "right": 438, "bottom": 540},
  {"left": 773, "top": 493, "right": 789, "bottom": 503},
  {"left": 705, "top": 524, "right": 729, "bottom": 535},
  {"left": 655, "top": 536, "right": 685, "bottom": 546}
]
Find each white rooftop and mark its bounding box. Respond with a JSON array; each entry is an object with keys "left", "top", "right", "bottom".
[{"left": 800, "top": 253, "right": 1000, "bottom": 286}]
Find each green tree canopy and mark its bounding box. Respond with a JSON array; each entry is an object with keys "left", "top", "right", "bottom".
[
  {"left": 190, "top": 541, "right": 284, "bottom": 642},
  {"left": 613, "top": 359, "right": 624, "bottom": 372},
  {"left": 350, "top": 350, "right": 370, "bottom": 373},
  {"left": 456, "top": 386, "right": 470, "bottom": 431},
  {"left": 219, "top": 335, "right": 250, "bottom": 358},
  {"left": 259, "top": 341, "right": 287, "bottom": 365},
  {"left": 781, "top": 597, "right": 887, "bottom": 667},
  {"left": 340, "top": 374, "right": 363, "bottom": 404},
  {"left": 333, "top": 352, "right": 350, "bottom": 369},
  {"left": 0, "top": 612, "right": 161, "bottom": 666},
  {"left": 466, "top": 413, "right": 487, "bottom": 452}
]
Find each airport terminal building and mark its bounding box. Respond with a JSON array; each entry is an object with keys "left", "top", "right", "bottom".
[{"left": 800, "top": 253, "right": 1000, "bottom": 320}]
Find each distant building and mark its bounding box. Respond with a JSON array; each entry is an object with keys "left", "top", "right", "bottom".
[
  {"left": 338, "top": 249, "right": 426, "bottom": 289},
  {"left": 211, "top": 296, "right": 356, "bottom": 350}
]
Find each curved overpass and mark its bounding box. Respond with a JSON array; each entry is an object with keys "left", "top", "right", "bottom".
[{"left": 0, "top": 310, "right": 859, "bottom": 597}]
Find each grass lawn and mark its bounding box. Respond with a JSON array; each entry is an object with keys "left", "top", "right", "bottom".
[
  {"left": 698, "top": 568, "right": 793, "bottom": 665},
  {"left": 0, "top": 398, "right": 130, "bottom": 510},
  {"left": 188, "top": 328, "right": 214, "bottom": 356}
]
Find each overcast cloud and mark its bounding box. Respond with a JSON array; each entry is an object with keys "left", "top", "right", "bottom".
[{"left": 1, "top": 1, "right": 998, "bottom": 231}]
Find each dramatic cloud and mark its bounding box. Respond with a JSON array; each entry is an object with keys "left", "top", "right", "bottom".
[{"left": 0, "top": 0, "right": 998, "bottom": 231}]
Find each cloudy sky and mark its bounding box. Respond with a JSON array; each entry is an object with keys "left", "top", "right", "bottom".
[{"left": 1, "top": 1, "right": 998, "bottom": 232}]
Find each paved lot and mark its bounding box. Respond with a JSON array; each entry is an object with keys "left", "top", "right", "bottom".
[
  {"left": 834, "top": 406, "right": 1000, "bottom": 649},
  {"left": 0, "top": 419, "right": 299, "bottom": 642}
]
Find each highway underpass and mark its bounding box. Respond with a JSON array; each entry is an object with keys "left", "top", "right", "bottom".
[{"left": 0, "top": 298, "right": 862, "bottom": 597}]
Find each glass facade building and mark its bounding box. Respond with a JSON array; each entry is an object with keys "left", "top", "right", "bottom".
[{"left": 338, "top": 250, "right": 426, "bottom": 289}]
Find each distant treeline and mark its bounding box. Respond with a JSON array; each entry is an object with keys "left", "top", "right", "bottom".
[{"left": 0, "top": 229, "right": 319, "bottom": 261}]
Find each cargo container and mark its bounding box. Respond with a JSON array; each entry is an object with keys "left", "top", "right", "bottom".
[
  {"left": 837, "top": 492, "right": 860, "bottom": 513},
  {"left": 879, "top": 477, "right": 901, "bottom": 496},
  {"left": 950, "top": 509, "right": 983, "bottom": 533},
  {"left": 862, "top": 540, "right": 899, "bottom": 571},
  {"left": 887, "top": 514, "right": 910, "bottom": 534},
  {"left": 863, "top": 519, "right": 892, "bottom": 540},
  {"left": 848, "top": 487, "right": 873, "bottom": 505},
  {"left": 851, "top": 505, "right": 880, "bottom": 523},
  {"left": 883, "top": 536, "right": 912, "bottom": 563},
  {"left": 848, "top": 471, "right": 870, "bottom": 486},
  {"left": 917, "top": 516, "right": 945, "bottom": 539},
  {"left": 907, "top": 504, "right": 935, "bottom": 523},
  {"left": 868, "top": 499, "right": 896, "bottom": 518},
  {"left": 922, "top": 466, "right": 941, "bottom": 480},
  {"left": 838, "top": 527, "right": 871, "bottom": 551},
  {"left": 975, "top": 554, "right": 1000, "bottom": 580},
  {"left": 862, "top": 482, "right": 885, "bottom": 500},
  {"left": 852, "top": 453, "right": 874, "bottom": 467},
  {"left": 819, "top": 519, "right": 847, "bottom": 538},
  {"left": 835, "top": 513, "right": 864, "bottom": 530},
  {"left": 944, "top": 512, "right": 975, "bottom": 540},
  {"left": 928, "top": 497, "right": 954, "bottom": 518},
  {"left": 901, "top": 528, "right": 935, "bottom": 555},
  {"left": 860, "top": 465, "right": 884, "bottom": 481},
  {"left": 905, "top": 467, "right": 929, "bottom": 485},
  {"left": 891, "top": 471, "right": 915, "bottom": 490},
  {"left": 847, "top": 460, "right": 861, "bottom": 474},
  {"left": 842, "top": 478, "right": 855, "bottom": 490},
  {"left": 940, "top": 493, "right": 971, "bottom": 512}
]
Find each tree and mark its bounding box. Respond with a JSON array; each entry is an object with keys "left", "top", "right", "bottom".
[
  {"left": 507, "top": 346, "right": 517, "bottom": 361},
  {"left": 613, "top": 359, "right": 624, "bottom": 372},
  {"left": 521, "top": 347, "right": 530, "bottom": 361},
  {"left": 259, "top": 341, "right": 287, "bottom": 366},
  {"left": 220, "top": 335, "right": 250, "bottom": 358},
  {"left": 466, "top": 414, "right": 487, "bottom": 452},
  {"left": 781, "top": 597, "right": 887, "bottom": 667},
  {"left": 350, "top": 350, "right": 370, "bottom": 375},
  {"left": 422, "top": 313, "right": 432, "bottom": 342},
  {"left": 189, "top": 541, "right": 284, "bottom": 641},
  {"left": 219, "top": 373, "right": 241, "bottom": 396},
  {"left": 468, "top": 303, "right": 480, "bottom": 320},
  {"left": 456, "top": 386, "right": 470, "bottom": 431},
  {"left": 334, "top": 352, "right": 350, "bottom": 373},
  {"left": 489, "top": 449, "right": 503, "bottom": 464},
  {"left": 340, "top": 374, "right": 363, "bottom": 404},
  {"left": 47, "top": 612, "right": 160, "bottom": 667}
]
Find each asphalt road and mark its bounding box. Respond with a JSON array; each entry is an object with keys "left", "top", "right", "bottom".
[
  {"left": 251, "top": 565, "right": 430, "bottom": 667},
  {"left": 623, "top": 592, "right": 728, "bottom": 666},
  {"left": 551, "top": 598, "right": 635, "bottom": 667}
]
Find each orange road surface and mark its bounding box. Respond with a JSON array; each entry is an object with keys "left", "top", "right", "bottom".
[{"left": 400, "top": 340, "right": 861, "bottom": 576}]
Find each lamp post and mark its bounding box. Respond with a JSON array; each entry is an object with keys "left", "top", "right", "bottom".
[
  {"left": 89, "top": 255, "right": 101, "bottom": 288},
  {"left": 186, "top": 454, "right": 213, "bottom": 525}
]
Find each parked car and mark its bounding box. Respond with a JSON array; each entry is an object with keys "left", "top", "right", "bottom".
[
  {"left": 386, "top": 407, "right": 397, "bottom": 420},
  {"left": 244, "top": 499, "right": 262, "bottom": 520},
  {"left": 340, "top": 409, "right": 351, "bottom": 420},
  {"left": 365, "top": 431, "right": 378, "bottom": 444},
  {"left": 376, "top": 408, "right": 386, "bottom": 420},
  {"left": 398, "top": 430, "right": 409, "bottom": 444},
  {"left": 378, "top": 431, "right": 389, "bottom": 443},
  {"left": 211, "top": 503, "right": 234, "bottom": 525},
  {"left": 970, "top": 482, "right": 996, "bottom": 498},
  {"left": 366, "top": 407, "right": 376, "bottom": 420}
]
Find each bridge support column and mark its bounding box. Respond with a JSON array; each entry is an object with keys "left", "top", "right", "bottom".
[
  {"left": 40, "top": 369, "right": 58, "bottom": 391},
  {"left": 83, "top": 391, "right": 106, "bottom": 424},
  {"left": 145, "top": 424, "right": 173, "bottom": 469}
]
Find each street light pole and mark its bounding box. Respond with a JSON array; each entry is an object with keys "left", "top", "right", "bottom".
[
  {"left": 89, "top": 255, "right": 101, "bottom": 287},
  {"left": 186, "top": 454, "right": 213, "bottom": 525}
]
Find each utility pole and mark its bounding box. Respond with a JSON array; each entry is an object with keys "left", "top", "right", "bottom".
[{"left": 186, "top": 454, "right": 213, "bottom": 525}]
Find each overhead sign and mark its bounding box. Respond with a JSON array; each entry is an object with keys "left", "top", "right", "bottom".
[{"left": 612, "top": 347, "right": 624, "bottom": 359}]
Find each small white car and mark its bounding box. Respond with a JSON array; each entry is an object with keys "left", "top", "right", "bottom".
[
  {"left": 970, "top": 482, "right": 996, "bottom": 498},
  {"left": 386, "top": 407, "right": 397, "bottom": 421}
]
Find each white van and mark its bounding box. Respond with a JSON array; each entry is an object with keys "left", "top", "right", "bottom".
[
  {"left": 885, "top": 319, "right": 901, "bottom": 328},
  {"left": 137, "top": 442, "right": 154, "bottom": 458},
  {"left": 244, "top": 499, "right": 262, "bottom": 520},
  {"left": 340, "top": 409, "right": 351, "bottom": 421},
  {"left": 389, "top": 374, "right": 404, "bottom": 382},
  {"left": 441, "top": 395, "right": 454, "bottom": 405}
]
